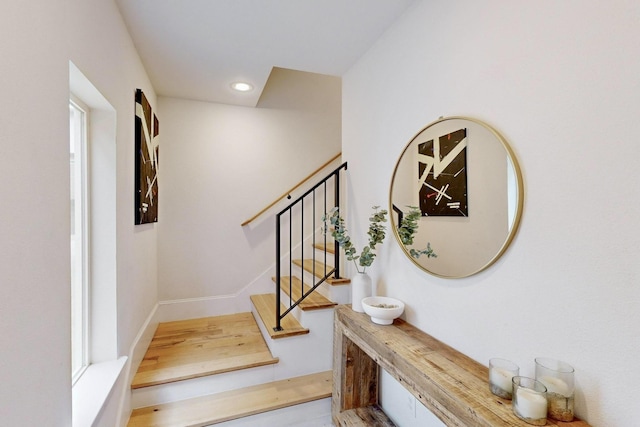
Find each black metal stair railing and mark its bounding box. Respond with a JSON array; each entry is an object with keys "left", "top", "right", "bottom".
[{"left": 274, "top": 161, "right": 347, "bottom": 331}]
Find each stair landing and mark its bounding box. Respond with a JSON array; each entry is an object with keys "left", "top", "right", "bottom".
[{"left": 131, "top": 312, "right": 278, "bottom": 389}]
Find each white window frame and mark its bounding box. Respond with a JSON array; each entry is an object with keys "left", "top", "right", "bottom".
[{"left": 70, "top": 96, "right": 91, "bottom": 385}]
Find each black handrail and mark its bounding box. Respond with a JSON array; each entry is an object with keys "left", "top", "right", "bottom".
[{"left": 274, "top": 162, "right": 347, "bottom": 331}]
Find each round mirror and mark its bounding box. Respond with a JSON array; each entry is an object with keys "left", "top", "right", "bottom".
[{"left": 389, "top": 116, "right": 524, "bottom": 278}]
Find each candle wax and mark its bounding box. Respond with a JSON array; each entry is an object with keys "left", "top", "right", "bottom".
[
  {"left": 515, "top": 388, "right": 547, "bottom": 420},
  {"left": 538, "top": 375, "right": 571, "bottom": 396},
  {"left": 490, "top": 367, "right": 514, "bottom": 392}
]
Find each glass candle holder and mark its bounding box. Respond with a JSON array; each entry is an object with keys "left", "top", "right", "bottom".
[
  {"left": 489, "top": 358, "right": 519, "bottom": 399},
  {"left": 535, "top": 357, "right": 575, "bottom": 422},
  {"left": 512, "top": 376, "right": 548, "bottom": 426}
]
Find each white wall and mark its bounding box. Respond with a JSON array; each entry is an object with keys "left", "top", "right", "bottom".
[
  {"left": 343, "top": 1, "right": 640, "bottom": 426},
  {"left": 68, "top": 0, "right": 159, "bottom": 355},
  {"left": 0, "top": 3, "right": 70, "bottom": 425},
  {"left": 0, "top": 0, "right": 158, "bottom": 425},
  {"left": 157, "top": 69, "right": 341, "bottom": 302}
]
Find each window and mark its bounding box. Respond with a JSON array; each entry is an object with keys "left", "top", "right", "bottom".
[
  {"left": 70, "top": 62, "right": 121, "bottom": 426},
  {"left": 70, "top": 98, "right": 89, "bottom": 383}
]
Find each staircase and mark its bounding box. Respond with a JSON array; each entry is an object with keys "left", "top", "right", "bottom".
[
  {"left": 127, "top": 243, "right": 348, "bottom": 427},
  {"left": 127, "top": 161, "right": 349, "bottom": 426}
]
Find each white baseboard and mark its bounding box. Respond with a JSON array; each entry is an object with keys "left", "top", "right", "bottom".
[
  {"left": 116, "top": 303, "right": 160, "bottom": 427},
  {"left": 157, "top": 270, "right": 274, "bottom": 322}
]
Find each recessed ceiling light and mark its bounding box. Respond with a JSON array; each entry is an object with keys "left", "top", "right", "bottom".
[{"left": 231, "top": 82, "right": 253, "bottom": 92}]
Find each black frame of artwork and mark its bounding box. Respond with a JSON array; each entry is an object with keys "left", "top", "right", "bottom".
[{"left": 134, "top": 89, "right": 159, "bottom": 224}]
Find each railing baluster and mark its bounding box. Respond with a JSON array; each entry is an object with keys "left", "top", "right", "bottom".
[
  {"left": 323, "top": 181, "right": 327, "bottom": 275},
  {"left": 334, "top": 169, "right": 341, "bottom": 279},
  {"left": 289, "top": 206, "right": 292, "bottom": 307},
  {"left": 275, "top": 213, "right": 282, "bottom": 331},
  {"left": 301, "top": 198, "right": 305, "bottom": 301},
  {"left": 312, "top": 189, "right": 316, "bottom": 299},
  {"left": 274, "top": 162, "right": 346, "bottom": 332}
]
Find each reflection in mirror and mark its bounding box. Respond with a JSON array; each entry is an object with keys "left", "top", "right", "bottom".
[{"left": 389, "top": 116, "right": 523, "bottom": 278}]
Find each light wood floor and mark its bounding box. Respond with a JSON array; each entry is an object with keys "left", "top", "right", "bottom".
[{"left": 132, "top": 312, "right": 279, "bottom": 389}]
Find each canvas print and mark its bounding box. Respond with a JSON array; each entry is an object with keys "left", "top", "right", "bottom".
[
  {"left": 135, "top": 89, "right": 159, "bottom": 224},
  {"left": 418, "top": 128, "right": 468, "bottom": 216}
]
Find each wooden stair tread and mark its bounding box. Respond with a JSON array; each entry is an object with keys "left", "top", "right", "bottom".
[
  {"left": 274, "top": 275, "right": 337, "bottom": 310},
  {"left": 127, "top": 371, "right": 333, "bottom": 427},
  {"left": 313, "top": 242, "right": 336, "bottom": 254},
  {"left": 131, "top": 313, "right": 278, "bottom": 389},
  {"left": 292, "top": 259, "right": 351, "bottom": 285},
  {"left": 250, "top": 294, "right": 309, "bottom": 339},
  {"left": 334, "top": 405, "right": 396, "bottom": 426}
]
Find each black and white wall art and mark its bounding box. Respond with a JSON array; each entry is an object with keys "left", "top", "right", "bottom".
[
  {"left": 134, "top": 89, "right": 159, "bottom": 224},
  {"left": 418, "top": 128, "right": 468, "bottom": 217}
]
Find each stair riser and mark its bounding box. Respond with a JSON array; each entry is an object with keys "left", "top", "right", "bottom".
[
  {"left": 299, "top": 272, "right": 350, "bottom": 305},
  {"left": 251, "top": 304, "right": 334, "bottom": 381},
  {"left": 131, "top": 356, "right": 278, "bottom": 409}
]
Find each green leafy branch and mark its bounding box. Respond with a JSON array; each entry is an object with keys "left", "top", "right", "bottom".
[
  {"left": 322, "top": 206, "right": 388, "bottom": 273},
  {"left": 397, "top": 206, "right": 437, "bottom": 259}
]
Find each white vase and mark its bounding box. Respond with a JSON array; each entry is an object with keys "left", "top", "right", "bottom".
[{"left": 351, "top": 272, "right": 372, "bottom": 312}]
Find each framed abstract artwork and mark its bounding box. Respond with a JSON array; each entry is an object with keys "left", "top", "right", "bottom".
[
  {"left": 418, "top": 128, "right": 468, "bottom": 217},
  {"left": 134, "top": 89, "right": 159, "bottom": 224}
]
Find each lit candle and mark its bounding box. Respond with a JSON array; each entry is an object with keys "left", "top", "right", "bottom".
[
  {"left": 490, "top": 367, "right": 514, "bottom": 394},
  {"left": 538, "top": 375, "right": 570, "bottom": 396},
  {"left": 515, "top": 387, "right": 547, "bottom": 420}
]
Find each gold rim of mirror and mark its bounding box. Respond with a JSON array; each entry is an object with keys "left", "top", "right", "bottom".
[{"left": 388, "top": 116, "right": 525, "bottom": 279}]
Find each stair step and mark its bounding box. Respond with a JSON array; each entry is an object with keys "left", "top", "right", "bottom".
[
  {"left": 334, "top": 405, "right": 396, "bottom": 426},
  {"left": 127, "top": 371, "right": 332, "bottom": 427},
  {"left": 274, "top": 275, "right": 337, "bottom": 311},
  {"left": 131, "top": 313, "right": 278, "bottom": 389},
  {"left": 313, "top": 242, "right": 336, "bottom": 254},
  {"left": 250, "top": 294, "right": 309, "bottom": 339},
  {"left": 292, "top": 259, "right": 351, "bottom": 285}
]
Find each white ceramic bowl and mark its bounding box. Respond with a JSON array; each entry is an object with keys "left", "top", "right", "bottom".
[{"left": 361, "top": 296, "right": 405, "bottom": 325}]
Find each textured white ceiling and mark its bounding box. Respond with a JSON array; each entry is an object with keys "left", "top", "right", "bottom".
[{"left": 116, "top": 0, "right": 416, "bottom": 106}]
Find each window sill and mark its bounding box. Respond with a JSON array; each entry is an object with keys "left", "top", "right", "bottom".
[{"left": 72, "top": 356, "right": 127, "bottom": 427}]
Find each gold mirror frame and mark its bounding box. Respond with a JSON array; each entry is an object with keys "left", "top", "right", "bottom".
[{"left": 389, "top": 116, "right": 524, "bottom": 278}]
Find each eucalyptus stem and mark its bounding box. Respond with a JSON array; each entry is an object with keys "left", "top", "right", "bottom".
[
  {"left": 397, "top": 206, "right": 437, "bottom": 259},
  {"left": 322, "top": 206, "right": 388, "bottom": 274}
]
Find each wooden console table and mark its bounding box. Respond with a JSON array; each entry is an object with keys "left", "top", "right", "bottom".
[{"left": 332, "top": 305, "right": 590, "bottom": 427}]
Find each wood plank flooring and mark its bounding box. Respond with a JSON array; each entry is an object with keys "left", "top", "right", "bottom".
[
  {"left": 127, "top": 370, "right": 333, "bottom": 427},
  {"left": 132, "top": 312, "right": 279, "bottom": 389}
]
